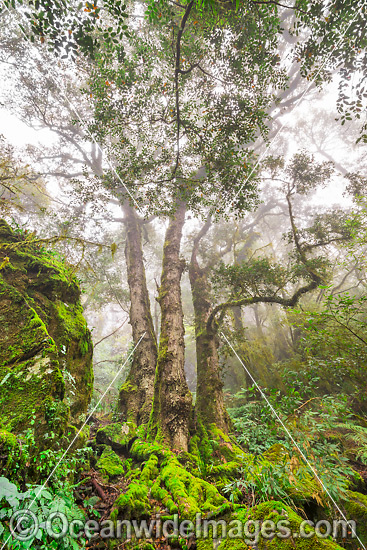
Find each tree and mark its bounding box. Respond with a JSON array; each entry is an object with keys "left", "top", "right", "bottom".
[
  {"left": 0, "top": 135, "right": 48, "bottom": 218},
  {"left": 208, "top": 154, "right": 348, "bottom": 324},
  {"left": 118, "top": 202, "right": 158, "bottom": 424},
  {"left": 4, "top": 0, "right": 367, "bottom": 454},
  {"left": 86, "top": 0, "right": 286, "bottom": 449}
]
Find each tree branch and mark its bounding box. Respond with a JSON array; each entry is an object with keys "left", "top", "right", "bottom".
[
  {"left": 94, "top": 318, "right": 128, "bottom": 347},
  {"left": 173, "top": 0, "right": 195, "bottom": 175},
  {"left": 250, "top": 0, "right": 309, "bottom": 15},
  {"left": 207, "top": 278, "right": 319, "bottom": 331}
]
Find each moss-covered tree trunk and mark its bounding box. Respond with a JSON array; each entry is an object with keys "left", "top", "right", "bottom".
[
  {"left": 118, "top": 202, "right": 157, "bottom": 425},
  {"left": 149, "top": 202, "right": 192, "bottom": 451},
  {"left": 189, "top": 248, "right": 231, "bottom": 435}
]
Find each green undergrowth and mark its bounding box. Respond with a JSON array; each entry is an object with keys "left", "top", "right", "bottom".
[
  {"left": 2, "top": 414, "right": 364, "bottom": 550},
  {"left": 95, "top": 421, "right": 364, "bottom": 550},
  {"left": 0, "top": 475, "right": 86, "bottom": 550},
  {"left": 1, "top": 420, "right": 91, "bottom": 486}
]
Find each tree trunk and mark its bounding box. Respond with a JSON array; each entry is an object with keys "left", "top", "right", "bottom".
[
  {"left": 148, "top": 202, "right": 192, "bottom": 451},
  {"left": 118, "top": 202, "right": 157, "bottom": 425},
  {"left": 253, "top": 304, "right": 264, "bottom": 338},
  {"left": 189, "top": 246, "right": 231, "bottom": 435}
]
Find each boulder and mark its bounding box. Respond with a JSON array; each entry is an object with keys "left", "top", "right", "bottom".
[
  {"left": 96, "top": 422, "right": 137, "bottom": 451},
  {"left": 0, "top": 220, "right": 93, "bottom": 444}
]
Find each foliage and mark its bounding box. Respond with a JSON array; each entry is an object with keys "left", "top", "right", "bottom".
[
  {"left": 303, "top": 291, "right": 367, "bottom": 355},
  {"left": 208, "top": 153, "right": 341, "bottom": 330},
  {"left": 4, "top": 0, "right": 367, "bottom": 143},
  {"left": 0, "top": 136, "right": 47, "bottom": 218},
  {"left": 0, "top": 476, "right": 85, "bottom": 549},
  {"left": 4, "top": 419, "right": 92, "bottom": 484},
  {"left": 288, "top": 291, "right": 367, "bottom": 403},
  {"left": 84, "top": 0, "right": 286, "bottom": 217},
  {"left": 229, "top": 386, "right": 356, "bottom": 506},
  {"left": 338, "top": 422, "right": 367, "bottom": 465},
  {"left": 1, "top": 0, "right": 128, "bottom": 60}
]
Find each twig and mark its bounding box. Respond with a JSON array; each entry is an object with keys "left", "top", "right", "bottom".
[
  {"left": 292, "top": 397, "right": 321, "bottom": 415},
  {"left": 91, "top": 478, "right": 107, "bottom": 501},
  {"left": 250, "top": 0, "right": 309, "bottom": 15},
  {"left": 94, "top": 318, "right": 128, "bottom": 347}
]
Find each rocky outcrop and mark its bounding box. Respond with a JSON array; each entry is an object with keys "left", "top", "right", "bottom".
[{"left": 0, "top": 220, "right": 93, "bottom": 443}]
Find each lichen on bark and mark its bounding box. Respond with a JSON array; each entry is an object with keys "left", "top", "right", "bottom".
[
  {"left": 148, "top": 202, "right": 192, "bottom": 451},
  {"left": 118, "top": 202, "right": 158, "bottom": 426}
]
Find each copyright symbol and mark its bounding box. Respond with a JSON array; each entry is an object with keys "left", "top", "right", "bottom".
[{"left": 9, "top": 509, "right": 39, "bottom": 541}]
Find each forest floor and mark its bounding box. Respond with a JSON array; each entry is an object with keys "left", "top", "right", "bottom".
[
  {"left": 70, "top": 413, "right": 367, "bottom": 550},
  {"left": 79, "top": 414, "right": 188, "bottom": 550}
]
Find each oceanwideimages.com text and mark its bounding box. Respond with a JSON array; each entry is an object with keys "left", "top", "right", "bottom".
[{"left": 9, "top": 510, "right": 358, "bottom": 546}]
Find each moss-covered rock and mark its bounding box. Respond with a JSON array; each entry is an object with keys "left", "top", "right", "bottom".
[
  {"left": 197, "top": 501, "right": 346, "bottom": 550},
  {"left": 96, "top": 446, "right": 125, "bottom": 478},
  {"left": 0, "top": 429, "right": 23, "bottom": 475},
  {"left": 238, "top": 501, "right": 345, "bottom": 549},
  {"left": 343, "top": 490, "right": 367, "bottom": 546},
  {"left": 111, "top": 481, "right": 151, "bottom": 521},
  {"left": 0, "top": 220, "right": 93, "bottom": 445},
  {"left": 257, "top": 443, "right": 329, "bottom": 506},
  {"left": 96, "top": 422, "right": 138, "bottom": 451}
]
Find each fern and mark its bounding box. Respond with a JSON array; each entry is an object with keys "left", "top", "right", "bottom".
[{"left": 337, "top": 421, "right": 367, "bottom": 464}]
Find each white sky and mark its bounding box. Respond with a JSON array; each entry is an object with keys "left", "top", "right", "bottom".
[
  {"left": 0, "top": 64, "right": 362, "bottom": 211},
  {"left": 0, "top": 109, "right": 59, "bottom": 147}
]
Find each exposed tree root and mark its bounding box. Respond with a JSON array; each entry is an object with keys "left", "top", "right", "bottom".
[{"left": 91, "top": 423, "right": 353, "bottom": 550}]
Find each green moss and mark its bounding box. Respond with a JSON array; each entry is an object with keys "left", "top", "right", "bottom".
[
  {"left": 107, "top": 434, "right": 233, "bottom": 523},
  {"left": 235, "top": 501, "right": 345, "bottom": 549},
  {"left": 130, "top": 438, "right": 169, "bottom": 461},
  {"left": 208, "top": 425, "right": 246, "bottom": 462},
  {"left": 119, "top": 380, "right": 138, "bottom": 394},
  {"left": 197, "top": 501, "right": 345, "bottom": 550},
  {"left": 96, "top": 422, "right": 137, "bottom": 449},
  {"left": 263, "top": 443, "right": 288, "bottom": 462},
  {"left": 53, "top": 300, "right": 89, "bottom": 349},
  {"left": 118, "top": 380, "right": 139, "bottom": 422},
  {"left": 140, "top": 453, "right": 159, "bottom": 484},
  {"left": 207, "top": 462, "right": 240, "bottom": 479},
  {"left": 259, "top": 444, "right": 323, "bottom": 505},
  {"left": 217, "top": 539, "right": 248, "bottom": 550},
  {"left": 97, "top": 447, "right": 125, "bottom": 478},
  {"left": 0, "top": 429, "right": 22, "bottom": 473},
  {"left": 52, "top": 299, "right": 93, "bottom": 419},
  {"left": 159, "top": 455, "right": 228, "bottom": 519},
  {"left": 151, "top": 477, "right": 179, "bottom": 514},
  {"left": 111, "top": 481, "right": 151, "bottom": 521},
  {"left": 343, "top": 490, "right": 367, "bottom": 544},
  {"left": 0, "top": 219, "right": 93, "bottom": 449},
  {"left": 0, "top": 353, "right": 67, "bottom": 437},
  {"left": 0, "top": 430, "right": 17, "bottom": 449},
  {"left": 0, "top": 279, "right": 57, "bottom": 366}
]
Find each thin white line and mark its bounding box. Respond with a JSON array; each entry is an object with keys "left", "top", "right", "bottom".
[
  {"left": 221, "top": 332, "right": 365, "bottom": 548},
  {"left": 232, "top": 6, "right": 364, "bottom": 211},
  {"left": 0, "top": 331, "right": 146, "bottom": 550}
]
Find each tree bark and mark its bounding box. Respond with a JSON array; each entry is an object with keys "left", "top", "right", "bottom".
[
  {"left": 148, "top": 202, "right": 192, "bottom": 451},
  {"left": 189, "top": 256, "right": 231, "bottom": 434},
  {"left": 189, "top": 220, "right": 231, "bottom": 434},
  {"left": 118, "top": 202, "right": 157, "bottom": 425}
]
